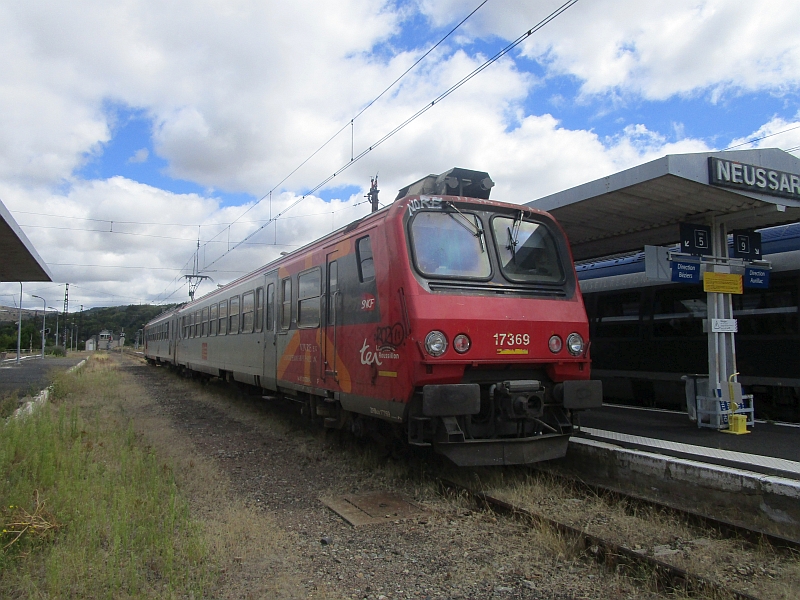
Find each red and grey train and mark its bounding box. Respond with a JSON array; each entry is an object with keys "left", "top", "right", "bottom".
[{"left": 144, "top": 168, "right": 602, "bottom": 466}]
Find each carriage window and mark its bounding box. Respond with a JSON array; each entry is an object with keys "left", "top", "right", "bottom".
[
  {"left": 410, "top": 212, "right": 491, "bottom": 278},
  {"left": 194, "top": 310, "right": 201, "bottom": 337},
  {"left": 218, "top": 300, "right": 228, "bottom": 335},
  {"left": 229, "top": 295, "right": 240, "bottom": 334},
  {"left": 595, "top": 292, "right": 642, "bottom": 338},
  {"left": 280, "top": 277, "right": 292, "bottom": 329},
  {"left": 491, "top": 215, "right": 564, "bottom": 284},
  {"left": 298, "top": 268, "right": 321, "bottom": 328},
  {"left": 242, "top": 291, "right": 255, "bottom": 333},
  {"left": 652, "top": 288, "right": 705, "bottom": 338},
  {"left": 327, "top": 260, "right": 338, "bottom": 324},
  {"left": 733, "top": 283, "right": 798, "bottom": 336},
  {"left": 201, "top": 307, "right": 208, "bottom": 337},
  {"left": 266, "top": 283, "right": 275, "bottom": 331},
  {"left": 209, "top": 303, "right": 218, "bottom": 336},
  {"left": 356, "top": 236, "right": 375, "bottom": 282},
  {"left": 255, "top": 287, "right": 264, "bottom": 333}
]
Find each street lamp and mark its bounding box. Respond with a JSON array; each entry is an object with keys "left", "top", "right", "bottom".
[
  {"left": 16, "top": 283, "right": 22, "bottom": 364},
  {"left": 31, "top": 294, "right": 46, "bottom": 359},
  {"left": 48, "top": 307, "right": 59, "bottom": 348}
]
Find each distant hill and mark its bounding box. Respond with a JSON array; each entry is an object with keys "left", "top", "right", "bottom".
[
  {"left": 0, "top": 306, "right": 40, "bottom": 323},
  {"left": 0, "top": 304, "right": 179, "bottom": 351},
  {"left": 78, "top": 304, "right": 179, "bottom": 341}
]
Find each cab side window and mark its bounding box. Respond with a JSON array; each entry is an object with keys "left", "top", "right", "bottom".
[{"left": 356, "top": 236, "right": 375, "bottom": 282}]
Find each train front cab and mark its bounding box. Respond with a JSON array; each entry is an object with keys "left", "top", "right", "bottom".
[{"left": 393, "top": 194, "right": 603, "bottom": 466}]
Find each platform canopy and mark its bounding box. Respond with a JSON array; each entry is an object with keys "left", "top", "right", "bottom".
[
  {"left": 0, "top": 199, "right": 53, "bottom": 282},
  {"left": 528, "top": 148, "right": 800, "bottom": 261}
]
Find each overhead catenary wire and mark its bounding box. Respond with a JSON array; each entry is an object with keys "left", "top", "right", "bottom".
[
  {"left": 723, "top": 123, "right": 800, "bottom": 151},
  {"left": 220, "top": 0, "right": 492, "bottom": 232},
  {"left": 198, "top": 0, "right": 581, "bottom": 275}
]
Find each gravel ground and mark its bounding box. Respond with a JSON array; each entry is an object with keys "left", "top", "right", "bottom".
[{"left": 119, "top": 353, "right": 665, "bottom": 600}]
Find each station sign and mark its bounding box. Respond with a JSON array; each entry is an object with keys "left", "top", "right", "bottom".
[
  {"left": 671, "top": 260, "right": 700, "bottom": 283},
  {"left": 709, "top": 157, "right": 800, "bottom": 201},
  {"left": 730, "top": 229, "right": 762, "bottom": 260},
  {"left": 680, "top": 222, "right": 712, "bottom": 256},
  {"left": 744, "top": 266, "right": 770, "bottom": 289},
  {"left": 703, "top": 272, "right": 743, "bottom": 294}
]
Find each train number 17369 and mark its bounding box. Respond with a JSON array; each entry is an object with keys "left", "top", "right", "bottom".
[{"left": 493, "top": 333, "right": 530, "bottom": 346}]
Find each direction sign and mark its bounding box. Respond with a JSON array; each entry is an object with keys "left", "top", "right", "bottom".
[
  {"left": 680, "top": 223, "right": 712, "bottom": 256},
  {"left": 671, "top": 260, "right": 700, "bottom": 283},
  {"left": 731, "top": 229, "right": 762, "bottom": 260},
  {"left": 744, "top": 267, "right": 770, "bottom": 289}
]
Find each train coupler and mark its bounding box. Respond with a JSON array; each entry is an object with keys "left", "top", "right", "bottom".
[{"left": 436, "top": 416, "right": 466, "bottom": 444}]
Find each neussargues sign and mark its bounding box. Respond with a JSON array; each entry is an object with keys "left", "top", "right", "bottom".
[{"left": 708, "top": 157, "right": 800, "bottom": 201}]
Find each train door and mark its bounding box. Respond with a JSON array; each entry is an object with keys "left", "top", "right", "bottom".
[
  {"left": 262, "top": 270, "right": 279, "bottom": 390},
  {"left": 323, "top": 251, "right": 340, "bottom": 382}
]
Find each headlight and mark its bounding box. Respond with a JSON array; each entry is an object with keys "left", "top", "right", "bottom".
[
  {"left": 567, "top": 332, "right": 584, "bottom": 356},
  {"left": 548, "top": 335, "right": 562, "bottom": 353},
  {"left": 425, "top": 331, "right": 448, "bottom": 357},
  {"left": 453, "top": 334, "right": 470, "bottom": 354}
]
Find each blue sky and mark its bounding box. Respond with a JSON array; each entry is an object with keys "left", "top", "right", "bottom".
[{"left": 1, "top": 0, "right": 799, "bottom": 307}]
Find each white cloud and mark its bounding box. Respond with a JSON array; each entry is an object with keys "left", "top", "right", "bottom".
[
  {"left": 0, "top": 176, "right": 374, "bottom": 308},
  {"left": 420, "top": 0, "right": 800, "bottom": 100},
  {"left": 0, "top": 0, "right": 795, "bottom": 309},
  {"left": 726, "top": 113, "right": 800, "bottom": 152},
  {"left": 128, "top": 148, "right": 149, "bottom": 164}
]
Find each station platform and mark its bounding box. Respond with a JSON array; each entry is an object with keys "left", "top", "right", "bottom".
[
  {"left": 575, "top": 404, "right": 800, "bottom": 481},
  {"left": 0, "top": 354, "right": 87, "bottom": 400}
]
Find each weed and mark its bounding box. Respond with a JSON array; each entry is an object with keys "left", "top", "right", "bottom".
[
  {"left": 0, "top": 355, "right": 211, "bottom": 596},
  {"left": 0, "top": 391, "right": 19, "bottom": 420}
]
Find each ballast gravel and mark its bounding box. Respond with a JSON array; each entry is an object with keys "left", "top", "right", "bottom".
[{"left": 122, "top": 355, "right": 662, "bottom": 599}]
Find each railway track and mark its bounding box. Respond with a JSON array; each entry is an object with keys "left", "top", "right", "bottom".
[
  {"left": 440, "top": 477, "right": 797, "bottom": 600},
  {"left": 534, "top": 468, "right": 800, "bottom": 553}
]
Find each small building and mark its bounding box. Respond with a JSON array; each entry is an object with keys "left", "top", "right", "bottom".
[
  {"left": 85, "top": 337, "right": 96, "bottom": 352},
  {"left": 98, "top": 330, "right": 113, "bottom": 350}
]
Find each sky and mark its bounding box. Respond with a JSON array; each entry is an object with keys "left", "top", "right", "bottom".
[{"left": 2, "top": 0, "right": 800, "bottom": 312}]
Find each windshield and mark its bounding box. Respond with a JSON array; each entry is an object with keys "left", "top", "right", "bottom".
[
  {"left": 410, "top": 211, "right": 491, "bottom": 278},
  {"left": 492, "top": 215, "right": 565, "bottom": 283}
]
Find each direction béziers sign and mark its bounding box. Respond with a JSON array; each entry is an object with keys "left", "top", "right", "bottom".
[
  {"left": 708, "top": 156, "right": 800, "bottom": 201},
  {"left": 671, "top": 259, "right": 700, "bottom": 283}
]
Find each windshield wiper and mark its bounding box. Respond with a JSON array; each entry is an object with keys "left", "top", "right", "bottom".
[
  {"left": 507, "top": 211, "right": 522, "bottom": 264},
  {"left": 445, "top": 202, "right": 486, "bottom": 252}
]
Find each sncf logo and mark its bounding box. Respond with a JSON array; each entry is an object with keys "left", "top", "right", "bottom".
[{"left": 361, "top": 294, "right": 375, "bottom": 311}]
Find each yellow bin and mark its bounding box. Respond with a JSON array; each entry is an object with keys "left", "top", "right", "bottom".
[{"left": 725, "top": 414, "right": 749, "bottom": 435}]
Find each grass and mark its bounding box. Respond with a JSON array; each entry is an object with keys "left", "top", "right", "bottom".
[
  {"left": 0, "top": 391, "right": 19, "bottom": 420},
  {"left": 0, "top": 354, "right": 211, "bottom": 598}
]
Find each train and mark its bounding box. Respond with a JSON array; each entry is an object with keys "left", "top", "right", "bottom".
[
  {"left": 144, "top": 168, "right": 602, "bottom": 466},
  {"left": 578, "top": 222, "right": 800, "bottom": 422}
]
